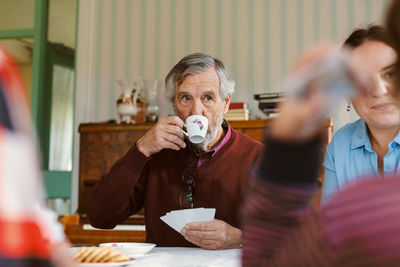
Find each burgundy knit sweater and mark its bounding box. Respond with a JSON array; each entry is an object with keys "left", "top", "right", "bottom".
[
  {"left": 242, "top": 136, "right": 400, "bottom": 266},
  {"left": 87, "top": 126, "right": 263, "bottom": 247}
]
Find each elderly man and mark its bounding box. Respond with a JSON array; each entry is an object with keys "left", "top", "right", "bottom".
[{"left": 87, "top": 53, "right": 263, "bottom": 249}]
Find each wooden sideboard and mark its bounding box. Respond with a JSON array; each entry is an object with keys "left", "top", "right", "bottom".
[{"left": 68, "top": 119, "right": 333, "bottom": 245}]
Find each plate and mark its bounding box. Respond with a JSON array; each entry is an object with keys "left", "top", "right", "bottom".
[
  {"left": 99, "top": 242, "right": 155, "bottom": 258},
  {"left": 79, "top": 260, "right": 136, "bottom": 267}
]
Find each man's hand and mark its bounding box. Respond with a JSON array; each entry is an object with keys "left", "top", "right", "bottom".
[
  {"left": 136, "top": 116, "right": 187, "bottom": 157},
  {"left": 180, "top": 219, "right": 242, "bottom": 250}
]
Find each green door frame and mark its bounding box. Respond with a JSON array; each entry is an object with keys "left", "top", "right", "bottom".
[
  {"left": 41, "top": 43, "right": 75, "bottom": 170},
  {"left": 42, "top": 43, "right": 74, "bottom": 199},
  {"left": 0, "top": 29, "right": 34, "bottom": 39},
  {"left": 32, "top": 0, "right": 49, "bottom": 132},
  {"left": 0, "top": 0, "right": 74, "bottom": 200},
  {"left": 0, "top": 0, "right": 48, "bottom": 147}
]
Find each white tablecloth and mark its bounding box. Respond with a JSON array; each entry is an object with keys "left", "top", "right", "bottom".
[{"left": 130, "top": 247, "right": 241, "bottom": 267}]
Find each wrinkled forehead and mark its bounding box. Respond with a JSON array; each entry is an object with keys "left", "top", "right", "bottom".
[
  {"left": 175, "top": 66, "right": 218, "bottom": 85},
  {"left": 175, "top": 68, "right": 220, "bottom": 94}
]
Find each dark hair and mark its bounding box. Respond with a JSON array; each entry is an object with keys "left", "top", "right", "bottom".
[
  {"left": 386, "top": 0, "right": 400, "bottom": 47},
  {"left": 386, "top": 0, "right": 400, "bottom": 93},
  {"left": 343, "top": 24, "right": 396, "bottom": 50}
]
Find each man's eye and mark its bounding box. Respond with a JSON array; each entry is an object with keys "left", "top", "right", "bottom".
[
  {"left": 204, "top": 96, "right": 213, "bottom": 101},
  {"left": 182, "top": 96, "right": 191, "bottom": 101}
]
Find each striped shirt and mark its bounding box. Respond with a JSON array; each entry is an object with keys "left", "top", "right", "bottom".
[{"left": 242, "top": 136, "right": 400, "bottom": 266}]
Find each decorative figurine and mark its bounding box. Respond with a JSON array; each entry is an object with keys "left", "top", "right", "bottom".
[{"left": 116, "top": 77, "right": 142, "bottom": 124}]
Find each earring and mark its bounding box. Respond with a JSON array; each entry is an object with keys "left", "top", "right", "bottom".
[{"left": 346, "top": 103, "right": 351, "bottom": 112}]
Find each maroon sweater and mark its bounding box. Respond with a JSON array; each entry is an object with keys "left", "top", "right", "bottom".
[
  {"left": 87, "top": 126, "right": 263, "bottom": 247},
  {"left": 242, "top": 136, "right": 400, "bottom": 266}
]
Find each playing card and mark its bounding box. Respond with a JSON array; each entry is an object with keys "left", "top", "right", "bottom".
[
  {"left": 194, "top": 208, "right": 215, "bottom": 222},
  {"left": 160, "top": 208, "right": 216, "bottom": 233}
]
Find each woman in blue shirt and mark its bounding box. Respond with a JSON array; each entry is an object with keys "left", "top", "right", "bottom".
[{"left": 322, "top": 25, "right": 400, "bottom": 203}]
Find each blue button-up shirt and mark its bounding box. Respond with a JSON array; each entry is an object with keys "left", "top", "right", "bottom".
[{"left": 322, "top": 119, "right": 400, "bottom": 203}]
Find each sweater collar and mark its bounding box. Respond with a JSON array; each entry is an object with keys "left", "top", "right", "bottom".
[
  {"left": 211, "top": 120, "right": 231, "bottom": 157},
  {"left": 188, "top": 120, "right": 232, "bottom": 160}
]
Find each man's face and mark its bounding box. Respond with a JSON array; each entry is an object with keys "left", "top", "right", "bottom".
[{"left": 173, "top": 67, "right": 231, "bottom": 149}]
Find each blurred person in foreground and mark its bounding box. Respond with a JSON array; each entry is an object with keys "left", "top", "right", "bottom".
[
  {"left": 242, "top": 1, "right": 400, "bottom": 265},
  {"left": 0, "top": 47, "right": 75, "bottom": 266},
  {"left": 87, "top": 53, "right": 263, "bottom": 249},
  {"left": 322, "top": 25, "right": 400, "bottom": 203}
]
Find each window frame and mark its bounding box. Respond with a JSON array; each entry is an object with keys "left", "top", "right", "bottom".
[{"left": 0, "top": 0, "right": 76, "bottom": 202}]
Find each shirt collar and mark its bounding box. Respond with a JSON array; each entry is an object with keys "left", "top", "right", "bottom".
[
  {"left": 351, "top": 119, "right": 373, "bottom": 151},
  {"left": 350, "top": 119, "right": 400, "bottom": 151},
  {"left": 392, "top": 128, "right": 400, "bottom": 146},
  {"left": 189, "top": 120, "right": 231, "bottom": 159},
  {"left": 210, "top": 120, "right": 231, "bottom": 157}
]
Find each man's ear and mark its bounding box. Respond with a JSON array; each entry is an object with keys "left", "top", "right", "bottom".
[{"left": 223, "top": 93, "right": 232, "bottom": 114}]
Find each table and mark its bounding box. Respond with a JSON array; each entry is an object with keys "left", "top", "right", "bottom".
[{"left": 130, "top": 247, "right": 241, "bottom": 267}]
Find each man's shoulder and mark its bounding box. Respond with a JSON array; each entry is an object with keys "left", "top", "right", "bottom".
[
  {"left": 215, "top": 128, "right": 263, "bottom": 163},
  {"left": 230, "top": 128, "right": 264, "bottom": 148}
]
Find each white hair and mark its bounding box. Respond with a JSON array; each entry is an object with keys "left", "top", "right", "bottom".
[{"left": 165, "top": 53, "right": 235, "bottom": 101}]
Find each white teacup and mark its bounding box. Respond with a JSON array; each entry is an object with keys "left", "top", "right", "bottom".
[{"left": 183, "top": 115, "right": 208, "bottom": 144}]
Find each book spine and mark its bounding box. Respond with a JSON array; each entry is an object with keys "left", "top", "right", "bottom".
[
  {"left": 254, "top": 92, "right": 287, "bottom": 100},
  {"left": 229, "top": 102, "right": 247, "bottom": 109},
  {"left": 258, "top": 102, "right": 277, "bottom": 109}
]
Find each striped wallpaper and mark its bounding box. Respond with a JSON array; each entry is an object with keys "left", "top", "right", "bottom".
[
  {"left": 72, "top": 0, "right": 390, "bottom": 209},
  {"left": 76, "top": 0, "right": 390, "bottom": 123}
]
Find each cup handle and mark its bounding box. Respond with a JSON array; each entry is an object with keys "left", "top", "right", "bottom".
[{"left": 182, "top": 124, "right": 188, "bottom": 136}]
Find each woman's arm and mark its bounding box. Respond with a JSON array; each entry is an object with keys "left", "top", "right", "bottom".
[
  {"left": 321, "top": 143, "right": 340, "bottom": 204},
  {"left": 242, "top": 136, "right": 327, "bottom": 266}
]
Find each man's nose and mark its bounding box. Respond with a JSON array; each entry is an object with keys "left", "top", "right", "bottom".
[{"left": 190, "top": 99, "right": 205, "bottom": 116}]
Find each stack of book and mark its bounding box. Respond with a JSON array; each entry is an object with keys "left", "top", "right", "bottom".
[
  {"left": 254, "top": 92, "right": 287, "bottom": 117},
  {"left": 224, "top": 102, "right": 249, "bottom": 121}
]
